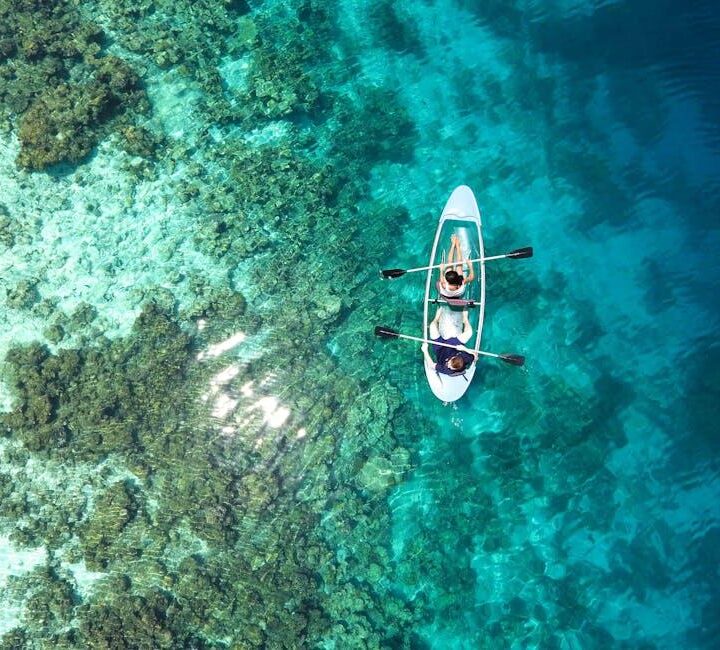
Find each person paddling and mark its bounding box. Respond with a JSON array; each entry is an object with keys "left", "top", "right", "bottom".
[
  {"left": 439, "top": 234, "right": 475, "bottom": 298},
  {"left": 421, "top": 307, "right": 477, "bottom": 375}
]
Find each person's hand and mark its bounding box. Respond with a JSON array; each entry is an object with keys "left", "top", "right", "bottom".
[
  {"left": 458, "top": 344, "right": 476, "bottom": 356},
  {"left": 462, "top": 310, "right": 470, "bottom": 323}
]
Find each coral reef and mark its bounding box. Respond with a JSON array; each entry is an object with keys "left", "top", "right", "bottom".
[
  {"left": 12, "top": 564, "right": 78, "bottom": 640},
  {"left": 0, "top": 0, "right": 102, "bottom": 115},
  {"left": 77, "top": 585, "right": 205, "bottom": 649},
  {"left": 5, "top": 279, "right": 39, "bottom": 310},
  {"left": 0, "top": 0, "right": 148, "bottom": 169},
  {"left": 0, "top": 203, "right": 16, "bottom": 247},
  {"left": 329, "top": 89, "right": 418, "bottom": 171},
  {"left": 229, "top": 4, "right": 337, "bottom": 122},
  {"left": 79, "top": 480, "right": 141, "bottom": 571},
  {"left": 117, "top": 124, "right": 163, "bottom": 159},
  {"left": 89, "top": 0, "right": 245, "bottom": 82},
  {"left": 1, "top": 272, "right": 422, "bottom": 646},
  {"left": 16, "top": 58, "right": 146, "bottom": 170},
  {"left": 2, "top": 301, "right": 193, "bottom": 458}
]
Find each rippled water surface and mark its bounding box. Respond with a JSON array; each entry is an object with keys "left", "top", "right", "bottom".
[{"left": 0, "top": 0, "right": 718, "bottom": 648}]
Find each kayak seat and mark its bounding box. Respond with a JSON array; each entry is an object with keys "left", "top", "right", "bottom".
[
  {"left": 435, "top": 280, "right": 478, "bottom": 308},
  {"left": 446, "top": 297, "right": 477, "bottom": 307},
  {"left": 429, "top": 297, "right": 478, "bottom": 308}
]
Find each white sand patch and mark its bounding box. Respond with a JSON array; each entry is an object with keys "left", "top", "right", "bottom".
[
  {"left": 0, "top": 535, "right": 46, "bottom": 584},
  {"left": 243, "top": 121, "right": 291, "bottom": 146},
  {"left": 0, "top": 534, "right": 46, "bottom": 635},
  {"left": 145, "top": 69, "right": 205, "bottom": 140},
  {"left": 218, "top": 54, "right": 252, "bottom": 94},
  {"left": 160, "top": 525, "right": 209, "bottom": 571},
  {"left": 61, "top": 560, "right": 106, "bottom": 599}
]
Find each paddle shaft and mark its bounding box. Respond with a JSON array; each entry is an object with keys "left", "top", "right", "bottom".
[
  {"left": 387, "top": 330, "right": 511, "bottom": 360},
  {"left": 402, "top": 252, "right": 518, "bottom": 275}
]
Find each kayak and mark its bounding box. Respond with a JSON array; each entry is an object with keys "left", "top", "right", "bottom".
[
  {"left": 422, "top": 185, "right": 485, "bottom": 402},
  {"left": 376, "top": 187, "right": 529, "bottom": 397}
]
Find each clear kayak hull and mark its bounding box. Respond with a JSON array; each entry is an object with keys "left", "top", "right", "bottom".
[{"left": 422, "top": 186, "right": 485, "bottom": 403}]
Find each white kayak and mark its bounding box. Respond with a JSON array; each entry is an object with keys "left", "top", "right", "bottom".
[{"left": 422, "top": 185, "right": 486, "bottom": 402}]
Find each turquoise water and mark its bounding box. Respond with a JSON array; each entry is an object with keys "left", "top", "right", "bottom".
[{"left": 0, "top": 0, "right": 718, "bottom": 648}]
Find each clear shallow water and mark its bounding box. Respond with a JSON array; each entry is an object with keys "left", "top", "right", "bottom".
[{"left": 0, "top": 0, "right": 718, "bottom": 648}]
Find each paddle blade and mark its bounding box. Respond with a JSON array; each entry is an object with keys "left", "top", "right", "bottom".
[
  {"left": 509, "top": 246, "right": 533, "bottom": 259},
  {"left": 381, "top": 268, "right": 406, "bottom": 279},
  {"left": 500, "top": 353, "right": 525, "bottom": 366},
  {"left": 374, "top": 325, "right": 398, "bottom": 339}
]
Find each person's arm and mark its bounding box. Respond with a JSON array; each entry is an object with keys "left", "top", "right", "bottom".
[
  {"left": 421, "top": 342, "right": 435, "bottom": 366},
  {"left": 449, "top": 235, "right": 462, "bottom": 273},
  {"left": 465, "top": 257, "right": 475, "bottom": 283}
]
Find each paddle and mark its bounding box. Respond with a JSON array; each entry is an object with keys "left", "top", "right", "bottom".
[
  {"left": 381, "top": 246, "right": 533, "bottom": 279},
  {"left": 374, "top": 326, "right": 525, "bottom": 366}
]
